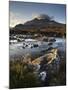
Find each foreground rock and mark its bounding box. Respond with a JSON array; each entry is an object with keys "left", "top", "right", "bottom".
[{"left": 10, "top": 48, "right": 66, "bottom": 88}]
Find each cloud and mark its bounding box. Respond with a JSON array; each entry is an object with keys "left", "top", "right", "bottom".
[
  {"left": 32, "top": 13, "right": 39, "bottom": 19},
  {"left": 37, "top": 14, "right": 51, "bottom": 20},
  {"left": 9, "top": 12, "right": 24, "bottom": 27}
]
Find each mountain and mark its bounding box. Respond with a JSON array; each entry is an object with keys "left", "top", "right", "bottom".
[
  {"left": 14, "top": 18, "right": 64, "bottom": 30},
  {"left": 10, "top": 15, "right": 66, "bottom": 37}
]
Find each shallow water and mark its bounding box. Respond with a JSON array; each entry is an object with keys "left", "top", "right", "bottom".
[{"left": 9, "top": 37, "right": 66, "bottom": 60}]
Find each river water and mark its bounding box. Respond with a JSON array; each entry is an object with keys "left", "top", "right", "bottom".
[{"left": 9, "top": 38, "right": 66, "bottom": 60}]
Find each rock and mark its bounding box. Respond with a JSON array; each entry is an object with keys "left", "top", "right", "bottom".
[{"left": 39, "top": 71, "right": 47, "bottom": 81}]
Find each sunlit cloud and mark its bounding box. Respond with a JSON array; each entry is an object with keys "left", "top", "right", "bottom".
[
  {"left": 10, "top": 12, "right": 41, "bottom": 27},
  {"left": 32, "top": 13, "right": 39, "bottom": 19},
  {"left": 9, "top": 12, "right": 25, "bottom": 27}
]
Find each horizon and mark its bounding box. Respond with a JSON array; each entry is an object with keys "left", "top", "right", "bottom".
[{"left": 9, "top": 1, "right": 66, "bottom": 27}]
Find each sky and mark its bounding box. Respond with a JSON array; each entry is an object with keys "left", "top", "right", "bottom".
[{"left": 9, "top": 1, "right": 66, "bottom": 27}]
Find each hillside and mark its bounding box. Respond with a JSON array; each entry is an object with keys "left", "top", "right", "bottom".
[{"left": 10, "top": 14, "right": 66, "bottom": 37}]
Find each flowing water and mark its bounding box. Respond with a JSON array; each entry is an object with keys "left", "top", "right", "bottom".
[{"left": 9, "top": 37, "right": 66, "bottom": 60}]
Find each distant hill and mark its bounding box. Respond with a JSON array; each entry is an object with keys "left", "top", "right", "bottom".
[{"left": 10, "top": 14, "right": 66, "bottom": 37}]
